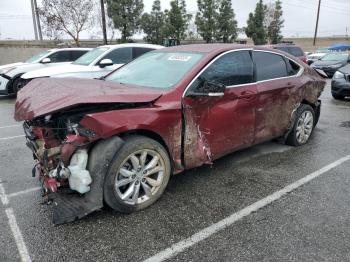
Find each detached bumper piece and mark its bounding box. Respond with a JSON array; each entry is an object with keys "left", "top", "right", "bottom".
[{"left": 51, "top": 191, "right": 101, "bottom": 225}]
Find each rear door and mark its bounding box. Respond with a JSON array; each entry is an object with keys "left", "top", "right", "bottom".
[
  {"left": 182, "top": 50, "right": 257, "bottom": 168},
  {"left": 253, "top": 50, "right": 300, "bottom": 143}
]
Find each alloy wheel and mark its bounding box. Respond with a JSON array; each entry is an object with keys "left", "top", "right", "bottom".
[
  {"left": 296, "top": 110, "right": 314, "bottom": 144},
  {"left": 114, "top": 149, "right": 165, "bottom": 205}
]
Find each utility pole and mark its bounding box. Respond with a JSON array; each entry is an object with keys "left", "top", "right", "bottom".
[
  {"left": 100, "top": 0, "right": 108, "bottom": 45},
  {"left": 30, "top": 0, "right": 38, "bottom": 40},
  {"left": 33, "top": 0, "right": 42, "bottom": 41},
  {"left": 313, "top": 0, "right": 321, "bottom": 46}
]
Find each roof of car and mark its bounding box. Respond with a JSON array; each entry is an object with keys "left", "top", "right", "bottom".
[
  {"left": 156, "top": 44, "right": 306, "bottom": 64},
  {"left": 98, "top": 43, "right": 164, "bottom": 50},
  {"left": 160, "top": 44, "right": 256, "bottom": 54},
  {"left": 266, "top": 44, "right": 302, "bottom": 48},
  {"left": 48, "top": 47, "right": 92, "bottom": 52}
]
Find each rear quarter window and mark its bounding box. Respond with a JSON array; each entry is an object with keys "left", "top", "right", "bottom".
[{"left": 286, "top": 59, "right": 301, "bottom": 76}]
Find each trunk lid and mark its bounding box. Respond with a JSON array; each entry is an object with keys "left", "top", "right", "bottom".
[{"left": 15, "top": 78, "right": 163, "bottom": 121}]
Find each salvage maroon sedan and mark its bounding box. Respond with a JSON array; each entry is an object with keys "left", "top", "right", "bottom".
[{"left": 15, "top": 44, "right": 325, "bottom": 224}]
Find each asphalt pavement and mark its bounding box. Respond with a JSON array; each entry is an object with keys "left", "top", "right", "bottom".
[{"left": 0, "top": 80, "right": 350, "bottom": 262}]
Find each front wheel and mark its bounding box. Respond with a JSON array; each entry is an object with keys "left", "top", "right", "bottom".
[
  {"left": 104, "top": 136, "right": 171, "bottom": 213},
  {"left": 286, "top": 104, "right": 315, "bottom": 146},
  {"left": 12, "top": 77, "right": 22, "bottom": 96}
]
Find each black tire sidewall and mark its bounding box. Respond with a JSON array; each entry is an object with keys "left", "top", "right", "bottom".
[
  {"left": 12, "top": 76, "right": 23, "bottom": 95},
  {"left": 332, "top": 93, "right": 344, "bottom": 100},
  {"left": 103, "top": 136, "right": 171, "bottom": 213},
  {"left": 286, "top": 104, "right": 315, "bottom": 146}
]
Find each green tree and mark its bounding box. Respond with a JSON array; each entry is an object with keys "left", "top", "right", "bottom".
[
  {"left": 245, "top": 0, "right": 267, "bottom": 45},
  {"left": 163, "top": 0, "right": 191, "bottom": 42},
  {"left": 216, "top": 0, "right": 238, "bottom": 43},
  {"left": 141, "top": 0, "right": 165, "bottom": 44},
  {"left": 195, "top": 0, "right": 218, "bottom": 43},
  {"left": 267, "top": 0, "right": 284, "bottom": 44},
  {"left": 106, "top": 0, "right": 144, "bottom": 43}
]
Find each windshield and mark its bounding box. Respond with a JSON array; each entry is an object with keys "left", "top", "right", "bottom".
[
  {"left": 25, "top": 51, "right": 51, "bottom": 63},
  {"left": 106, "top": 52, "right": 204, "bottom": 89},
  {"left": 73, "top": 47, "right": 109, "bottom": 66},
  {"left": 320, "top": 53, "right": 349, "bottom": 61}
]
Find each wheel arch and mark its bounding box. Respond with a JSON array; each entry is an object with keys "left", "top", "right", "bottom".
[
  {"left": 117, "top": 129, "right": 175, "bottom": 171},
  {"left": 7, "top": 73, "right": 24, "bottom": 94}
]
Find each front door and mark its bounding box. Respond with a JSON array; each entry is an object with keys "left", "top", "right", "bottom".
[{"left": 182, "top": 50, "right": 257, "bottom": 168}]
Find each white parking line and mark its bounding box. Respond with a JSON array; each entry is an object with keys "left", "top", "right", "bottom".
[
  {"left": 144, "top": 155, "right": 350, "bottom": 262},
  {"left": 5, "top": 208, "right": 32, "bottom": 262},
  {"left": 0, "top": 180, "right": 9, "bottom": 205},
  {"left": 0, "top": 135, "right": 25, "bottom": 141},
  {"left": 0, "top": 179, "right": 32, "bottom": 262},
  {"left": 0, "top": 124, "right": 21, "bottom": 129},
  {"left": 8, "top": 187, "right": 41, "bottom": 198}
]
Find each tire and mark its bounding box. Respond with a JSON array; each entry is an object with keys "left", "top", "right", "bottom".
[
  {"left": 103, "top": 135, "right": 171, "bottom": 213},
  {"left": 286, "top": 104, "right": 315, "bottom": 147},
  {"left": 12, "top": 76, "right": 23, "bottom": 95},
  {"left": 332, "top": 93, "right": 344, "bottom": 100}
]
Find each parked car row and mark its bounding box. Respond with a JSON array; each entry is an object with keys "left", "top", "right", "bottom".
[
  {"left": 0, "top": 44, "right": 163, "bottom": 95},
  {"left": 11, "top": 43, "right": 327, "bottom": 224},
  {"left": 0, "top": 48, "right": 91, "bottom": 95}
]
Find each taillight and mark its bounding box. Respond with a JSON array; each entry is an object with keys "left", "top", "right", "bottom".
[{"left": 301, "top": 57, "right": 307, "bottom": 64}]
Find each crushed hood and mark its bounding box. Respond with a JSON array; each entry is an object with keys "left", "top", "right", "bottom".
[{"left": 14, "top": 78, "right": 163, "bottom": 121}]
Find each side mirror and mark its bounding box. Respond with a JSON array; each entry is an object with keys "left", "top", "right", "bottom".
[
  {"left": 187, "top": 77, "right": 225, "bottom": 97},
  {"left": 99, "top": 59, "right": 113, "bottom": 68},
  {"left": 41, "top": 57, "right": 51, "bottom": 64}
]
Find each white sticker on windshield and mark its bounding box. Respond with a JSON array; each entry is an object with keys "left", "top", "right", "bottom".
[{"left": 168, "top": 55, "right": 192, "bottom": 62}]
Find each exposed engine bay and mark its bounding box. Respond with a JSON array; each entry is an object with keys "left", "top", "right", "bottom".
[{"left": 24, "top": 114, "right": 94, "bottom": 195}]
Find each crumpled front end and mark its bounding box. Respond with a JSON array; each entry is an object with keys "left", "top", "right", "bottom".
[{"left": 23, "top": 114, "right": 103, "bottom": 224}]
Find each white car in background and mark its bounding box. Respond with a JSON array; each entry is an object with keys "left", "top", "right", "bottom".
[
  {"left": 20, "top": 43, "right": 164, "bottom": 88},
  {"left": 0, "top": 48, "right": 91, "bottom": 95}
]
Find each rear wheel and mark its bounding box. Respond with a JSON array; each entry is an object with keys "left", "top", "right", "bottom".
[
  {"left": 104, "top": 136, "right": 171, "bottom": 213},
  {"left": 286, "top": 104, "right": 315, "bottom": 146}
]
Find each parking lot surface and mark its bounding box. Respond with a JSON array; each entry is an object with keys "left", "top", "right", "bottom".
[{"left": 0, "top": 80, "right": 350, "bottom": 262}]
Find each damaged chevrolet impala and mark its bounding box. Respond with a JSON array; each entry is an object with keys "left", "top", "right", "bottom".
[{"left": 14, "top": 44, "right": 325, "bottom": 224}]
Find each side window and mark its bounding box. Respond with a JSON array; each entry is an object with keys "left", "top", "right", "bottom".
[
  {"left": 70, "top": 50, "right": 88, "bottom": 61},
  {"left": 254, "top": 51, "right": 288, "bottom": 81},
  {"left": 133, "top": 48, "right": 153, "bottom": 59},
  {"left": 101, "top": 47, "right": 133, "bottom": 64},
  {"left": 196, "top": 51, "right": 254, "bottom": 87},
  {"left": 286, "top": 59, "right": 301, "bottom": 76},
  {"left": 47, "top": 51, "right": 71, "bottom": 62}
]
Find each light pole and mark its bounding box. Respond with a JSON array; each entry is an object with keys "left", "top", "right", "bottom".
[
  {"left": 30, "top": 0, "right": 38, "bottom": 40},
  {"left": 101, "top": 0, "right": 108, "bottom": 45},
  {"left": 33, "top": 0, "right": 42, "bottom": 41},
  {"left": 313, "top": 0, "right": 321, "bottom": 46}
]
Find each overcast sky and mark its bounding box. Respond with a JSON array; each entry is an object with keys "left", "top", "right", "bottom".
[{"left": 0, "top": 0, "right": 349, "bottom": 40}]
